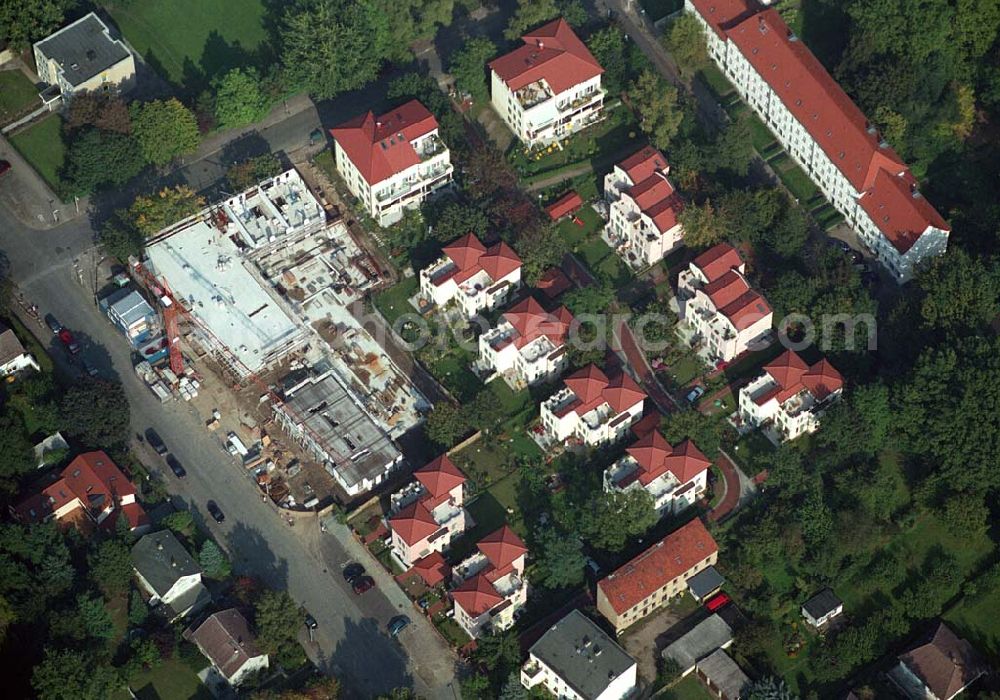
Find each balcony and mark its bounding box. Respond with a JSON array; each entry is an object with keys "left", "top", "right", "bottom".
[
  {"left": 556, "top": 89, "right": 602, "bottom": 113},
  {"left": 417, "top": 134, "right": 445, "bottom": 161},
  {"left": 543, "top": 387, "right": 577, "bottom": 416},
  {"left": 452, "top": 552, "right": 489, "bottom": 585},
  {"left": 521, "top": 660, "right": 543, "bottom": 688},
  {"left": 515, "top": 80, "right": 552, "bottom": 109},
  {"left": 390, "top": 481, "right": 428, "bottom": 513}
]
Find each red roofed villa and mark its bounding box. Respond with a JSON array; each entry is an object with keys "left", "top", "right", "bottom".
[
  {"left": 388, "top": 455, "right": 468, "bottom": 568},
  {"left": 738, "top": 349, "right": 844, "bottom": 443},
  {"left": 604, "top": 430, "right": 712, "bottom": 517},
  {"left": 476, "top": 296, "right": 575, "bottom": 389},
  {"left": 596, "top": 518, "right": 719, "bottom": 633},
  {"left": 604, "top": 146, "right": 686, "bottom": 268},
  {"left": 13, "top": 451, "right": 149, "bottom": 536},
  {"left": 331, "top": 99, "right": 453, "bottom": 227},
  {"left": 540, "top": 364, "right": 647, "bottom": 448},
  {"left": 450, "top": 525, "right": 529, "bottom": 638},
  {"left": 489, "top": 18, "right": 605, "bottom": 146},
  {"left": 677, "top": 242, "right": 773, "bottom": 363},
  {"left": 684, "top": 0, "right": 949, "bottom": 282},
  {"left": 419, "top": 233, "right": 523, "bottom": 318}
]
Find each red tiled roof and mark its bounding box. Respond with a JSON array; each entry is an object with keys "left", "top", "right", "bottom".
[
  {"left": 704, "top": 269, "right": 750, "bottom": 309},
  {"left": 692, "top": 243, "right": 743, "bottom": 282},
  {"left": 762, "top": 350, "right": 843, "bottom": 404},
  {"left": 564, "top": 364, "right": 609, "bottom": 405},
  {"left": 858, "top": 168, "right": 949, "bottom": 253},
  {"left": 562, "top": 364, "right": 647, "bottom": 417},
  {"left": 598, "top": 518, "right": 718, "bottom": 615},
  {"left": 603, "top": 372, "right": 647, "bottom": 414},
  {"left": 899, "top": 623, "right": 984, "bottom": 700},
  {"left": 719, "top": 289, "right": 772, "bottom": 332},
  {"left": 451, "top": 573, "right": 504, "bottom": 617},
  {"left": 189, "top": 609, "right": 262, "bottom": 681},
  {"left": 688, "top": 0, "right": 757, "bottom": 39},
  {"left": 545, "top": 190, "right": 584, "bottom": 220},
  {"left": 438, "top": 233, "right": 522, "bottom": 287},
  {"left": 477, "top": 525, "right": 527, "bottom": 569},
  {"left": 414, "top": 454, "right": 466, "bottom": 499},
  {"left": 390, "top": 501, "right": 439, "bottom": 547},
  {"left": 330, "top": 99, "right": 439, "bottom": 185},
  {"left": 627, "top": 432, "right": 711, "bottom": 486},
  {"left": 625, "top": 173, "right": 684, "bottom": 234},
  {"left": 411, "top": 551, "right": 451, "bottom": 587},
  {"left": 618, "top": 146, "right": 669, "bottom": 184},
  {"left": 489, "top": 18, "right": 603, "bottom": 94},
  {"left": 536, "top": 267, "right": 573, "bottom": 300},
  {"left": 503, "top": 296, "right": 574, "bottom": 349}
]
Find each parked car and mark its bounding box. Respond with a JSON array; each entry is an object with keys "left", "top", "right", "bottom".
[
  {"left": 44, "top": 313, "right": 62, "bottom": 334},
  {"left": 80, "top": 358, "right": 99, "bottom": 377},
  {"left": 165, "top": 454, "right": 187, "bottom": 478},
  {"left": 686, "top": 386, "right": 706, "bottom": 404},
  {"left": 0, "top": 160, "right": 10, "bottom": 177},
  {"left": 343, "top": 562, "right": 366, "bottom": 583},
  {"left": 145, "top": 428, "right": 168, "bottom": 456},
  {"left": 705, "top": 592, "right": 732, "bottom": 612},
  {"left": 388, "top": 615, "right": 410, "bottom": 637},
  {"left": 206, "top": 500, "right": 225, "bottom": 523},
  {"left": 304, "top": 612, "right": 318, "bottom": 630},
  {"left": 58, "top": 328, "right": 81, "bottom": 354},
  {"left": 351, "top": 576, "right": 375, "bottom": 595}
]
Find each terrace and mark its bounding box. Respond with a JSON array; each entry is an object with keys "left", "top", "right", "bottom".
[
  {"left": 556, "top": 87, "right": 603, "bottom": 113},
  {"left": 452, "top": 551, "right": 490, "bottom": 585},
  {"left": 516, "top": 79, "right": 553, "bottom": 109},
  {"left": 416, "top": 133, "right": 446, "bottom": 161}
]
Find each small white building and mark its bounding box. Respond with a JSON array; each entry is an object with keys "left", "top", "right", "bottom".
[
  {"left": 801, "top": 588, "right": 843, "bottom": 629},
  {"left": 477, "top": 296, "right": 574, "bottom": 389},
  {"left": 489, "top": 18, "right": 605, "bottom": 147},
  {"left": 738, "top": 350, "right": 844, "bottom": 443},
  {"left": 677, "top": 243, "right": 772, "bottom": 363},
  {"left": 605, "top": 146, "right": 685, "bottom": 269},
  {"left": 540, "top": 364, "right": 647, "bottom": 448},
  {"left": 131, "top": 531, "right": 210, "bottom": 620},
  {"left": 604, "top": 431, "right": 711, "bottom": 517},
  {"left": 100, "top": 288, "right": 158, "bottom": 347},
  {"left": 187, "top": 609, "right": 269, "bottom": 688},
  {"left": 451, "top": 526, "right": 529, "bottom": 639},
  {"left": 388, "top": 455, "right": 468, "bottom": 568},
  {"left": 685, "top": 0, "right": 950, "bottom": 282},
  {"left": 521, "top": 609, "right": 638, "bottom": 700},
  {"left": 0, "top": 325, "right": 39, "bottom": 378},
  {"left": 33, "top": 12, "right": 136, "bottom": 101},
  {"left": 418, "top": 233, "right": 522, "bottom": 318},
  {"left": 331, "top": 100, "right": 453, "bottom": 226}
]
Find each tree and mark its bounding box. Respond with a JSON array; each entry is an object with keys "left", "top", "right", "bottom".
[
  {"left": 214, "top": 67, "right": 270, "bottom": 130},
  {"left": 532, "top": 528, "right": 585, "bottom": 589},
  {"left": 161, "top": 509, "right": 195, "bottom": 535},
  {"left": 255, "top": 590, "right": 304, "bottom": 668},
  {"left": 126, "top": 637, "right": 161, "bottom": 676},
  {"left": 940, "top": 491, "right": 989, "bottom": 536},
  {"left": 60, "top": 378, "right": 131, "bottom": 448},
  {"left": 0, "top": 0, "right": 73, "bottom": 50},
  {"left": 98, "top": 217, "right": 145, "bottom": 263},
  {"left": 916, "top": 248, "right": 1000, "bottom": 334},
  {"left": 425, "top": 201, "right": 489, "bottom": 243},
  {"left": 450, "top": 38, "right": 497, "bottom": 103},
  {"left": 281, "top": 0, "right": 397, "bottom": 100},
  {"left": 473, "top": 630, "right": 522, "bottom": 678},
  {"left": 200, "top": 540, "right": 232, "bottom": 579},
  {"left": 65, "top": 93, "right": 131, "bottom": 134},
  {"left": 76, "top": 593, "right": 115, "bottom": 641},
  {"left": 512, "top": 223, "right": 569, "bottom": 285},
  {"left": 742, "top": 676, "right": 798, "bottom": 700},
  {"left": 664, "top": 13, "right": 708, "bottom": 74},
  {"left": 587, "top": 27, "right": 628, "bottom": 95},
  {"left": 0, "top": 412, "right": 35, "bottom": 493},
  {"left": 89, "top": 539, "right": 133, "bottom": 596},
  {"left": 126, "top": 186, "right": 206, "bottom": 236},
  {"left": 426, "top": 402, "right": 471, "bottom": 448},
  {"left": 32, "top": 648, "right": 120, "bottom": 700},
  {"left": 662, "top": 409, "right": 723, "bottom": 458},
  {"left": 63, "top": 128, "right": 146, "bottom": 196},
  {"left": 128, "top": 588, "right": 148, "bottom": 626},
  {"left": 629, "top": 70, "right": 683, "bottom": 150},
  {"left": 130, "top": 98, "right": 201, "bottom": 166},
  {"left": 562, "top": 283, "right": 615, "bottom": 317},
  {"left": 226, "top": 153, "right": 284, "bottom": 191},
  {"left": 678, "top": 199, "right": 728, "bottom": 248},
  {"left": 504, "top": 0, "right": 584, "bottom": 40},
  {"left": 460, "top": 673, "right": 491, "bottom": 700},
  {"left": 498, "top": 671, "right": 528, "bottom": 700},
  {"left": 579, "top": 490, "right": 657, "bottom": 552}
]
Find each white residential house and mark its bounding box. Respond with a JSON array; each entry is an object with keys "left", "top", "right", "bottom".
[
  {"left": 685, "top": 0, "right": 950, "bottom": 282},
  {"left": 677, "top": 243, "right": 772, "bottom": 363},
  {"left": 418, "top": 233, "right": 522, "bottom": 318},
  {"left": 331, "top": 99, "right": 453, "bottom": 226},
  {"left": 33, "top": 12, "right": 136, "bottom": 103},
  {"left": 540, "top": 364, "right": 647, "bottom": 447},
  {"left": 0, "top": 325, "right": 40, "bottom": 378},
  {"left": 451, "top": 526, "right": 529, "bottom": 639},
  {"left": 131, "top": 531, "right": 210, "bottom": 620},
  {"left": 187, "top": 609, "right": 269, "bottom": 688},
  {"left": 489, "top": 18, "right": 605, "bottom": 146},
  {"left": 801, "top": 589, "right": 844, "bottom": 629},
  {"left": 388, "top": 455, "right": 468, "bottom": 568},
  {"left": 604, "top": 431, "right": 712, "bottom": 517},
  {"left": 605, "top": 146, "right": 685, "bottom": 269},
  {"left": 738, "top": 349, "right": 844, "bottom": 443},
  {"left": 888, "top": 623, "right": 985, "bottom": 700},
  {"left": 521, "top": 609, "right": 638, "bottom": 700},
  {"left": 477, "top": 296, "right": 574, "bottom": 389}
]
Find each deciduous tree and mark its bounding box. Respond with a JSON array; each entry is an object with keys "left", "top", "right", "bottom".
[
  {"left": 130, "top": 98, "right": 201, "bottom": 166},
  {"left": 579, "top": 489, "right": 656, "bottom": 552},
  {"left": 426, "top": 402, "right": 471, "bottom": 448},
  {"left": 88, "top": 539, "right": 133, "bottom": 597},
  {"left": 629, "top": 70, "right": 683, "bottom": 150},
  {"left": 0, "top": 0, "right": 73, "bottom": 50},
  {"left": 587, "top": 27, "right": 628, "bottom": 95},
  {"left": 60, "top": 378, "right": 131, "bottom": 448},
  {"left": 532, "top": 527, "right": 585, "bottom": 589},
  {"left": 213, "top": 67, "right": 270, "bottom": 129},
  {"left": 450, "top": 38, "right": 497, "bottom": 103},
  {"left": 32, "top": 648, "right": 120, "bottom": 700},
  {"left": 63, "top": 128, "right": 146, "bottom": 196},
  {"left": 664, "top": 13, "right": 708, "bottom": 74},
  {"left": 126, "top": 185, "right": 206, "bottom": 236}
]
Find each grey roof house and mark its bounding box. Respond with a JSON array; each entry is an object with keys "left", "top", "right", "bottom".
[
  {"left": 33, "top": 12, "right": 135, "bottom": 102},
  {"left": 686, "top": 565, "right": 725, "bottom": 602},
  {"left": 131, "top": 530, "right": 210, "bottom": 620},
  {"left": 662, "top": 613, "right": 734, "bottom": 674},
  {"left": 695, "top": 648, "right": 750, "bottom": 700},
  {"left": 801, "top": 588, "right": 843, "bottom": 628},
  {"left": 187, "top": 609, "right": 269, "bottom": 688}
]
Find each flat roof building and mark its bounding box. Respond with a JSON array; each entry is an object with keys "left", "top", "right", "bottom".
[
  {"left": 33, "top": 12, "right": 135, "bottom": 99},
  {"left": 695, "top": 648, "right": 749, "bottom": 700},
  {"left": 662, "top": 614, "right": 734, "bottom": 674}
]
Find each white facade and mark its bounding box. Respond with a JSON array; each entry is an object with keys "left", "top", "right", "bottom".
[
  {"left": 135, "top": 569, "right": 202, "bottom": 609},
  {"left": 492, "top": 70, "right": 605, "bottom": 146},
  {"left": 0, "top": 341, "right": 39, "bottom": 377},
  {"left": 418, "top": 235, "right": 522, "bottom": 318},
  {"left": 33, "top": 13, "right": 136, "bottom": 100},
  {"left": 476, "top": 300, "right": 573, "bottom": 389},
  {"left": 539, "top": 367, "right": 646, "bottom": 448},
  {"left": 604, "top": 459, "right": 708, "bottom": 517},
  {"left": 389, "top": 481, "right": 466, "bottom": 567}
]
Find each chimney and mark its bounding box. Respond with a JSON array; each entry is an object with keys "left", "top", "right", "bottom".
[
  {"left": 536, "top": 39, "right": 544, "bottom": 50},
  {"left": 157, "top": 541, "right": 164, "bottom": 551}
]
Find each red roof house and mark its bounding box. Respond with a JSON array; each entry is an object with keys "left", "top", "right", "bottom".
[
  {"left": 389, "top": 455, "right": 468, "bottom": 567},
  {"left": 545, "top": 191, "right": 584, "bottom": 221},
  {"left": 489, "top": 18, "right": 603, "bottom": 94}
]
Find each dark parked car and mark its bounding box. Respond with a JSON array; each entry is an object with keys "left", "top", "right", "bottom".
[
  {"left": 80, "top": 358, "right": 99, "bottom": 377},
  {"left": 388, "top": 615, "right": 410, "bottom": 637},
  {"left": 206, "top": 500, "right": 225, "bottom": 523},
  {"left": 44, "top": 314, "right": 62, "bottom": 334},
  {"left": 165, "top": 454, "right": 187, "bottom": 478},
  {"left": 343, "top": 562, "right": 366, "bottom": 583},
  {"left": 145, "top": 428, "right": 168, "bottom": 456},
  {"left": 0, "top": 160, "right": 11, "bottom": 177},
  {"left": 58, "top": 328, "right": 81, "bottom": 354},
  {"left": 351, "top": 576, "right": 375, "bottom": 595},
  {"left": 304, "top": 612, "right": 318, "bottom": 630}
]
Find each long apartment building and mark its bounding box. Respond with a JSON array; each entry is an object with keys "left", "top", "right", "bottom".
[
  {"left": 540, "top": 364, "right": 647, "bottom": 448},
  {"left": 604, "top": 146, "right": 685, "bottom": 269},
  {"left": 331, "top": 99, "right": 453, "bottom": 227},
  {"left": 450, "top": 525, "right": 529, "bottom": 639},
  {"left": 477, "top": 296, "right": 574, "bottom": 389},
  {"left": 489, "top": 18, "right": 605, "bottom": 146},
  {"left": 686, "top": 0, "right": 949, "bottom": 282},
  {"left": 419, "top": 233, "right": 522, "bottom": 318},
  {"left": 597, "top": 518, "right": 718, "bottom": 634},
  {"left": 388, "top": 455, "right": 468, "bottom": 568},
  {"left": 677, "top": 243, "right": 772, "bottom": 363}
]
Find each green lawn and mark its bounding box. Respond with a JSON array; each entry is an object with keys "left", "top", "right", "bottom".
[
  {"left": 662, "top": 675, "right": 717, "bottom": 700},
  {"left": 127, "top": 656, "right": 212, "bottom": 700},
  {"left": 105, "top": 0, "right": 270, "bottom": 90},
  {"left": 945, "top": 586, "right": 1000, "bottom": 661},
  {"left": 9, "top": 114, "right": 66, "bottom": 192},
  {"left": 775, "top": 159, "right": 820, "bottom": 202},
  {"left": 426, "top": 351, "right": 482, "bottom": 402},
  {"left": 556, "top": 205, "right": 603, "bottom": 249},
  {"left": 696, "top": 64, "right": 735, "bottom": 100},
  {"left": 434, "top": 615, "right": 471, "bottom": 648},
  {"left": 372, "top": 277, "right": 419, "bottom": 326},
  {"left": 0, "top": 70, "right": 39, "bottom": 122},
  {"left": 577, "top": 236, "right": 616, "bottom": 272}
]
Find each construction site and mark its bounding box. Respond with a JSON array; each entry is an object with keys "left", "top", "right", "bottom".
[{"left": 126, "top": 167, "right": 428, "bottom": 506}]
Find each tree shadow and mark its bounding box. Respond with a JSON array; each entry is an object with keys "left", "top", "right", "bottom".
[
  {"left": 325, "top": 616, "right": 414, "bottom": 699},
  {"left": 223, "top": 521, "right": 289, "bottom": 591},
  {"left": 200, "top": 31, "right": 252, "bottom": 87}
]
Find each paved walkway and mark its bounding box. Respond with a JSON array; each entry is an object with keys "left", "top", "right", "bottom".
[
  {"left": 614, "top": 318, "right": 680, "bottom": 414},
  {"left": 707, "top": 451, "right": 741, "bottom": 522}
]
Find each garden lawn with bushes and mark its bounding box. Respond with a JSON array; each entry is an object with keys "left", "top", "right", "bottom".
[{"left": 9, "top": 114, "right": 67, "bottom": 192}]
